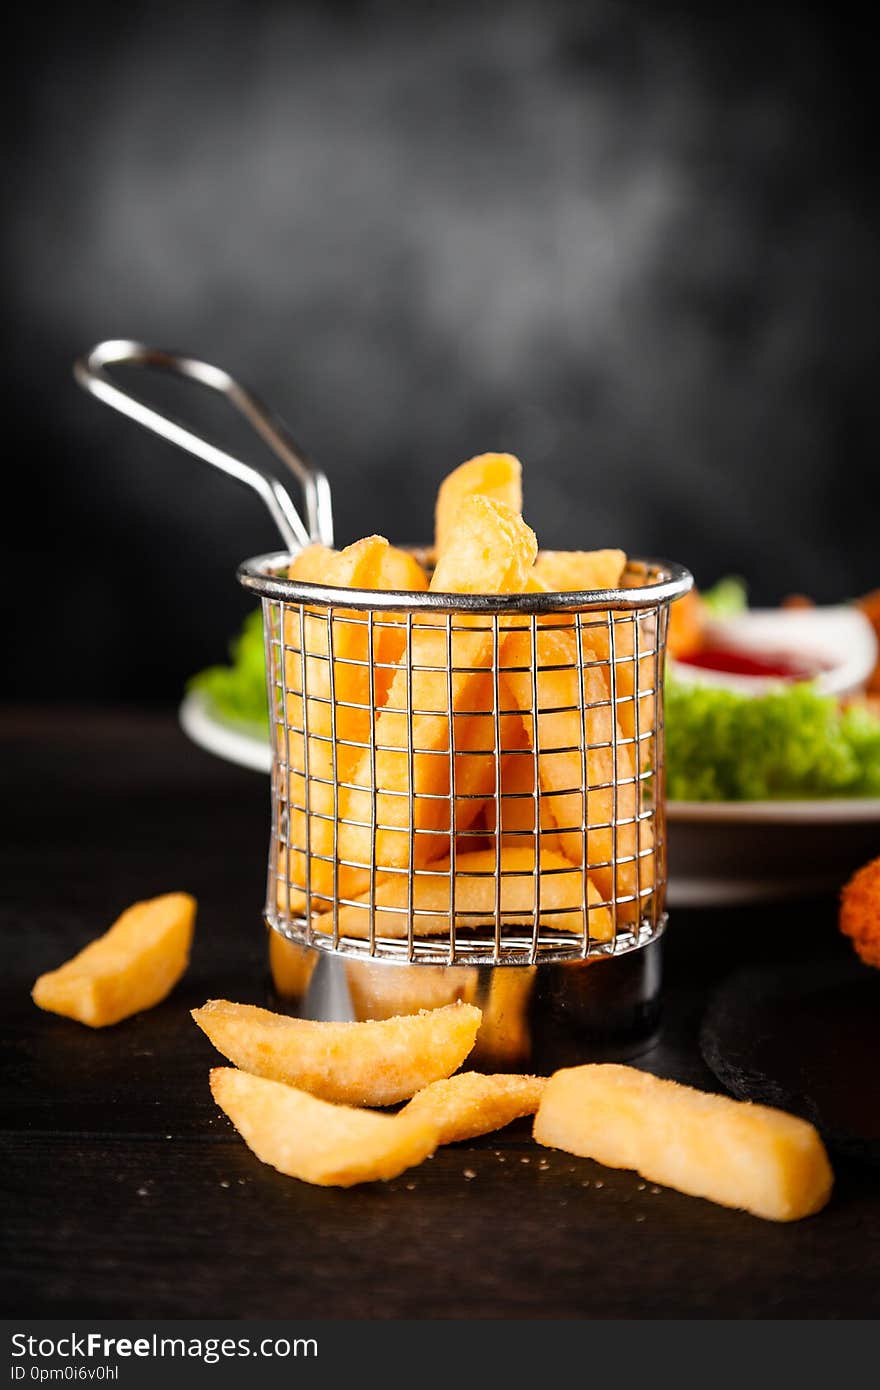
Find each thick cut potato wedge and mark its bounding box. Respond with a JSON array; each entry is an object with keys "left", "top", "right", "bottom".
[
  {"left": 32, "top": 893, "right": 196, "bottom": 1027},
  {"left": 667, "top": 588, "right": 704, "bottom": 660},
  {"left": 210, "top": 1069, "right": 437, "bottom": 1187},
  {"left": 534, "top": 1064, "right": 833, "bottom": 1223},
  {"left": 434, "top": 453, "right": 522, "bottom": 557},
  {"left": 281, "top": 534, "right": 402, "bottom": 908},
  {"left": 403, "top": 1071, "right": 546, "bottom": 1144},
  {"left": 311, "top": 845, "right": 611, "bottom": 940},
  {"left": 287, "top": 542, "right": 337, "bottom": 581},
  {"left": 377, "top": 546, "right": 429, "bottom": 592},
  {"left": 501, "top": 621, "right": 648, "bottom": 910},
  {"left": 534, "top": 549, "right": 626, "bottom": 592},
  {"left": 482, "top": 730, "right": 562, "bottom": 851},
  {"left": 192, "top": 999, "right": 481, "bottom": 1107},
  {"left": 331, "top": 498, "right": 538, "bottom": 891}
]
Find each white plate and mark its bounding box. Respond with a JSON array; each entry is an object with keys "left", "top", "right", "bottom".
[
  {"left": 179, "top": 691, "right": 880, "bottom": 906},
  {"left": 179, "top": 690, "right": 271, "bottom": 773}
]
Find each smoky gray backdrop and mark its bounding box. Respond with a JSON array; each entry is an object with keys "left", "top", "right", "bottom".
[{"left": 4, "top": 0, "right": 877, "bottom": 704}]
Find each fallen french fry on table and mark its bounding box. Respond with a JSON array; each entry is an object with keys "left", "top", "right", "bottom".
[
  {"left": 192, "top": 998, "right": 482, "bottom": 1107},
  {"left": 32, "top": 893, "right": 196, "bottom": 1027},
  {"left": 210, "top": 1068, "right": 438, "bottom": 1187},
  {"left": 534, "top": 1064, "right": 833, "bottom": 1222},
  {"left": 403, "top": 1072, "right": 546, "bottom": 1145}
]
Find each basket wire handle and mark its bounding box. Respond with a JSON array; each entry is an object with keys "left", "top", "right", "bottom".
[{"left": 73, "top": 339, "right": 334, "bottom": 551}]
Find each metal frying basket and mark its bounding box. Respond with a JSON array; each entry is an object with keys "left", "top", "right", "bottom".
[
  {"left": 76, "top": 339, "right": 692, "bottom": 1068},
  {"left": 239, "top": 553, "right": 690, "bottom": 971}
]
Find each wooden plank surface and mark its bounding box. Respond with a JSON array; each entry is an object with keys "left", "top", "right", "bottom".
[{"left": 2, "top": 710, "right": 878, "bottom": 1318}]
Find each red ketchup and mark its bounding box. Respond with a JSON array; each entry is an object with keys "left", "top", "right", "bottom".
[{"left": 676, "top": 645, "right": 823, "bottom": 681}]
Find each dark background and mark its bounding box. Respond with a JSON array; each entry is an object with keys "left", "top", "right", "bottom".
[{"left": 4, "top": 0, "right": 878, "bottom": 706}]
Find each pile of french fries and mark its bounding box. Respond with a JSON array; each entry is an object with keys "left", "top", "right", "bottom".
[
  {"left": 194, "top": 997, "right": 833, "bottom": 1220},
  {"left": 274, "top": 453, "right": 659, "bottom": 943}
]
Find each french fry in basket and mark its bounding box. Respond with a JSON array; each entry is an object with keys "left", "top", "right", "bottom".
[
  {"left": 434, "top": 453, "right": 522, "bottom": 558},
  {"left": 403, "top": 1072, "right": 546, "bottom": 1145},
  {"left": 533, "top": 549, "right": 626, "bottom": 592},
  {"left": 329, "top": 498, "right": 538, "bottom": 893},
  {"left": 32, "top": 893, "right": 196, "bottom": 1027},
  {"left": 377, "top": 546, "right": 429, "bottom": 592},
  {"left": 192, "top": 999, "right": 481, "bottom": 1107},
  {"left": 287, "top": 542, "right": 336, "bottom": 581},
  {"left": 311, "top": 845, "right": 611, "bottom": 940},
  {"left": 481, "top": 719, "right": 562, "bottom": 850},
  {"left": 281, "top": 535, "right": 394, "bottom": 908},
  {"left": 534, "top": 1064, "right": 833, "bottom": 1223},
  {"left": 500, "top": 615, "right": 649, "bottom": 913},
  {"left": 210, "top": 1069, "right": 438, "bottom": 1187}
]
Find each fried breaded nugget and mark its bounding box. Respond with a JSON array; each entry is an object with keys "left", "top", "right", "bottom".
[{"left": 839, "top": 855, "right": 880, "bottom": 968}]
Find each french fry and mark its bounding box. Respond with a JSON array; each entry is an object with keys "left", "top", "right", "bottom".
[
  {"left": 534, "top": 1065, "right": 833, "bottom": 1222},
  {"left": 434, "top": 453, "right": 522, "bottom": 557},
  {"left": 500, "top": 619, "right": 647, "bottom": 911},
  {"left": 32, "top": 893, "right": 196, "bottom": 1027},
  {"left": 311, "top": 845, "right": 611, "bottom": 940},
  {"left": 330, "top": 498, "right": 538, "bottom": 891},
  {"left": 287, "top": 542, "right": 336, "bottom": 581},
  {"left": 192, "top": 999, "right": 481, "bottom": 1107},
  {"left": 377, "top": 546, "right": 429, "bottom": 592},
  {"left": 280, "top": 542, "right": 431, "bottom": 915},
  {"left": 403, "top": 1072, "right": 546, "bottom": 1145},
  {"left": 481, "top": 717, "right": 562, "bottom": 850},
  {"left": 210, "top": 1069, "right": 438, "bottom": 1187},
  {"left": 280, "top": 535, "right": 394, "bottom": 908},
  {"left": 534, "top": 549, "right": 626, "bottom": 592}
]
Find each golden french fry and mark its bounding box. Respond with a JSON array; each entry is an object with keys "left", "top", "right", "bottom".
[
  {"left": 377, "top": 546, "right": 429, "bottom": 592},
  {"left": 434, "top": 453, "right": 522, "bottom": 557},
  {"left": 192, "top": 999, "right": 482, "bottom": 1107},
  {"left": 210, "top": 1069, "right": 438, "bottom": 1187},
  {"left": 534, "top": 1065, "right": 833, "bottom": 1222},
  {"left": 527, "top": 567, "right": 656, "bottom": 776},
  {"left": 280, "top": 535, "right": 393, "bottom": 908},
  {"left": 331, "top": 498, "right": 538, "bottom": 891},
  {"left": 403, "top": 1071, "right": 546, "bottom": 1145},
  {"left": 533, "top": 549, "right": 626, "bottom": 592},
  {"left": 500, "top": 617, "right": 649, "bottom": 911},
  {"left": 32, "top": 893, "right": 196, "bottom": 1027},
  {"left": 311, "top": 845, "right": 611, "bottom": 940},
  {"left": 287, "top": 542, "right": 336, "bottom": 580},
  {"left": 481, "top": 717, "right": 562, "bottom": 850}
]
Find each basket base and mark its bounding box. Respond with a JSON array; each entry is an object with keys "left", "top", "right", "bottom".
[{"left": 266, "top": 926, "right": 665, "bottom": 1073}]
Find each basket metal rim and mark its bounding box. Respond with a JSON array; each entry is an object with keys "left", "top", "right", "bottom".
[
  {"left": 238, "top": 549, "right": 693, "bottom": 613},
  {"left": 264, "top": 911, "right": 667, "bottom": 967}
]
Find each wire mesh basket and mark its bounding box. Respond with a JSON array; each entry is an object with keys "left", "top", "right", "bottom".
[{"left": 239, "top": 551, "right": 691, "bottom": 968}]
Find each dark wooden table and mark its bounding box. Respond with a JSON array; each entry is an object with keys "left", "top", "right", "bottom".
[{"left": 2, "top": 710, "right": 878, "bottom": 1319}]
